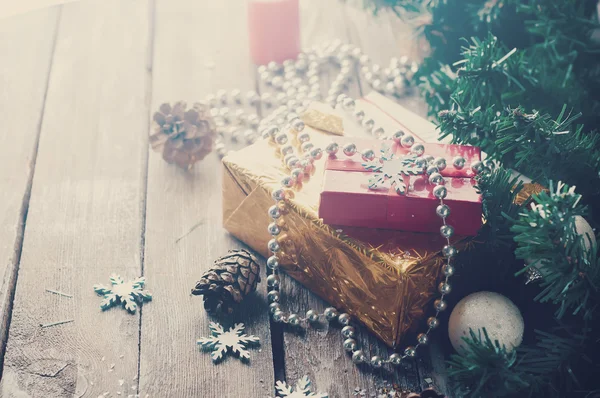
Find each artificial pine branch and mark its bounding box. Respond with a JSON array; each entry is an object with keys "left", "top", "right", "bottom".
[{"left": 509, "top": 182, "right": 600, "bottom": 320}]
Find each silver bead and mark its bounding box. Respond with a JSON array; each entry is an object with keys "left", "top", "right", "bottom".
[
  {"left": 438, "top": 282, "right": 452, "bottom": 294},
  {"left": 343, "top": 143, "right": 357, "bottom": 157},
  {"left": 433, "top": 185, "right": 447, "bottom": 199},
  {"left": 269, "top": 302, "right": 281, "bottom": 314},
  {"left": 272, "top": 189, "right": 286, "bottom": 201},
  {"left": 272, "top": 310, "right": 285, "bottom": 322},
  {"left": 205, "top": 94, "right": 217, "bottom": 107},
  {"left": 288, "top": 314, "right": 301, "bottom": 326},
  {"left": 246, "top": 91, "right": 260, "bottom": 106},
  {"left": 268, "top": 238, "right": 281, "bottom": 253},
  {"left": 343, "top": 338, "right": 357, "bottom": 352},
  {"left": 265, "top": 125, "right": 280, "bottom": 138},
  {"left": 436, "top": 204, "right": 450, "bottom": 218},
  {"left": 442, "top": 264, "right": 455, "bottom": 276},
  {"left": 216, "top": 89, "right": 228, "bottom": 105},
  {"left": 291, "top": 168, "right": 304, "bottom": 182},
  {"left": 427, "top": 317, "right": 439, "bottom": 329},
  {"left": 453, "top": 156, "right": 466, "bottom": 169},
  {"left": 389, "top": 353, "right": 402, "bottom": 366},
  {"left": 281, "top": 144, "right": 294, "bottom": 156},
  {"left": 342, "top": 98, "right": 355, "bottom": 110},
  {"left": 268, "top": 290, "right": 280, "bottom": 303},
  {"left": 370, "top": 356, "right": 383, "bottom": 368},
  {"left": 271, "top": 76, "right": 284, "bottom": 89},
  {"left": 417, "top": 333, "right": 429, "bottom": 345},
  {"left": 401, "top": 135, "right": 414, "bottom": 148},
  {"left": 306, "top": 310, "right": 319, "bottom": 322},
  {"left": 442, "top": 245, "right": 457, "bottom": 258},
  {"left": 429, "top": 173, "right": 444, "bottom": 185},
  {"left": 354, "top": 110, "right": 365, "bottom": 121},
  {"left": 415, "top": 157, "right": 428, "bottom": 169},
  {"left": 411, "top": 143, "right": 425, "bottom": 156},
  {"left": 404, "top": 346, "right": 416, "bottom": 357},
  {"left": 341, "top": 326, "right": 355, "bottom": 338},
  {"left": 268, "top": 222, "right": 281, "bottom": 236},
  {"left": 392, "top": 130, "right": 405, "bottom": 142},
  {"left": 275, "top": 133, "right": 289, "bottom": 145},
  {"left": 361, "top": 149, "right": 376, "bottom": 162},
  {"left": 372, "top": 126, "right": 385, "bottom": 138},
  {"left": 301, "top": 142, "right": 314, "bottom": 153},
  {"left": 326, "top": 142, "right": 339, "bottom": 156},
  {"left": 282, "top": 176, "right": 296, "bottom": 188},
  {"left": 310, "top": 147, "right": 323, "bottom": 160},
  {"left": 247, "top": 114, "right": 260, "bottom": 129},
  {"left": 359, "top": 54, "right": 370, "bottom": 65},
  {"left": 384, "top": 81, "right": 396, "bottom": 95},
  {"left": 286, "top": 156, "right": 300, "bottom": 169},
  {"left": 299, "top": 158, "right": 313, "bottom": 173},
  {"left": 291, "top": 118, "right": 305, "bottom": 132},
  {"left": 298, "top": 132, "right": 311, "bottom": 143},
  {"left": 372, "top": 79, "right": 382, "bottom": 92},
  {"left": 267, "top": 255, "right": 280, "bottom": 270},
  {"left": 423, "top": 155, "right": 435, "bottom": 165},
  {"left": 434, "top": 157, "right": 447, "bottom": 171},
  {"left": 352, "top": 350, "right": 367, "bottom": 364},
  {"left": 362, "top": 118, "right": 375, "bottom": 132},
  {"left": 244, "top": 130, "right": 256, "bottom": 144},
  {"left": 471, "top": 160, "right": 484, "bottom": 174},
  {"left": 434, "top": 299, "right": 447, "bottom": 312},
  {"left": 324, "top": 307, "right": 339, "bottom": 321},
  {"left": 440, "top": 224, "right": 454, "bottom": 238},
  {"left": 338, "top": 313, "right": 351, "bottom": 326},
  {"left": 268, "top": 205, "right": 281, "bottom": 219},
  {"left": 267, "top": 274, "right": 281, "bottom": 288},
  {"left": 261, "top": 92, "right": 273, "bottom": 107},
  {"left": 267, "top": 61, "right": 280, "bottom": 73},
  {"left": 231, "top": 89, "right": 242, "bottom": 104},
  {"left": 393, "top": 76, "right": 406, "bottom": 93}
]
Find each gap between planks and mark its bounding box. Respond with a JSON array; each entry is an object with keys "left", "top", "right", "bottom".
[{"left": 0, "top": 6, "right": 62, "bottom": 379}]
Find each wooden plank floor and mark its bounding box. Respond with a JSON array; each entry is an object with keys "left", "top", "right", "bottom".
[{"left": 0, "top": 1, "right": 447, "bottom": 397}]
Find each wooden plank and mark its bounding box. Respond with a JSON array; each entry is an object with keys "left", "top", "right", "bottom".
[
  {"left": 0, "top": 0, "right": 151, "bottom": 396},
  {"left": 138, "top": 1, "right": 275, "bottom": 397},
  {"left": 0, "top": 7, "right": 60, "bottom": 374},
  {"left": 264, "top": 1, "right": 420, "bottom": 396},
  {"left": 343, "top": 2, "right": 429, "bottom": 116},
  {"left": 344, "top": 5, "right": 452, "bottom": 390}
]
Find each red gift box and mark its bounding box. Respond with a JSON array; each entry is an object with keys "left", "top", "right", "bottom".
[{"left": 319, "top": 137, "right": 483, "bottom": 236}]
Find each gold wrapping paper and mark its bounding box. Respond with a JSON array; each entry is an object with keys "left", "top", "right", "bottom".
[
  {"left": 222, "top": 126, "right": 468, "bottom": 347},
  {"left": 300, "top": 102, "right": 344, "bottom": 136}
]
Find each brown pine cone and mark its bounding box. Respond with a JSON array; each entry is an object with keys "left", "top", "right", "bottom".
[
  {"left": 149, "top": 101, "right": 216, "bottom": 170},
  {"left": 191, "top": 249, "right": 261, "bottom": 314},
  {"left": 406, "top": 388, "right": 445, "bottom": 398}
]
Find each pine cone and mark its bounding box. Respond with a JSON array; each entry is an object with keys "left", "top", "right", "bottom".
[
  {"left": 149, "top": 101, "right": 216, "bottom": 170},
  {"left": 191, "top": 249, "right": 261, "bottom": 314},
  {"left": 406, "top": 388, "right": 445, "bottom": 398}
]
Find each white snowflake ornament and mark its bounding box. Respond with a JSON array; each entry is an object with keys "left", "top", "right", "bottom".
[
  {"left": 197, "top": 322, "right": 260, "bottom": 362},
  {"left": 93, "top": 274, "right": 152, "bottom": 313},
  {"left": 275, "top": 376, "right": 328, "bottom": 398},
  {"left": 363, "top": 145, "right": 424, "bottom": 194}
]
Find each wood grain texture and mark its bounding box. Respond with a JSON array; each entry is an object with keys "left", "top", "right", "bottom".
[
  {"left": 0, "top": 6, "right": 60, "bottom": 374},
  {"left": 138, "top": 1, "right": 275, "bottom": 397},
  {"left": 272, "top": 1, "right": 421, "bottom": 396},
  {"left": 0, "top": 0, "right": 151, "bottom": 396}
]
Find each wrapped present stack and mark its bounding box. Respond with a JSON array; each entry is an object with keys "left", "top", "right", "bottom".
[{"left": 222, "top": 92, "right": 482, "bottom": 347}]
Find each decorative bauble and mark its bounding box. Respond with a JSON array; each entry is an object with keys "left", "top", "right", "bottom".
[
  {"left": 574, "top": 215, "right": 595, "bottom": 253},
  {"left": 191, "top": 249, "right": 261, "bottom": 314},
  {"left": 149, "top": 101, "right": 217, "bottom": 170},
  {"left": 448, "top": 292, "right": 524, "bottom": 353}
]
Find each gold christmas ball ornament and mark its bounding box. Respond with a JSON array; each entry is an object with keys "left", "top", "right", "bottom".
[{"left": 448, "top": 291, "right": 524, "bottom": 353}]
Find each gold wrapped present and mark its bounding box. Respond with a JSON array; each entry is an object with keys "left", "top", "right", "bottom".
[{"left": 222, "top": 97, "right": 471, "bottom": 347}]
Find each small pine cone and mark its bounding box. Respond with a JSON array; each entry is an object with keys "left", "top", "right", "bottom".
[
  {"left": 406, "top": 388, "right": 445, "bottom": 398},
  {"left": 191, "top": 249, "right": 261, "bottom": 314},
  {"left": 149, "top": 101, "right": 216, "bottom": 170}
]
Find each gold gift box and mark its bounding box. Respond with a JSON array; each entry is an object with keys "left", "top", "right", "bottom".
[{"left": 221, "top": 99, "right": 475, "bottom": 347}]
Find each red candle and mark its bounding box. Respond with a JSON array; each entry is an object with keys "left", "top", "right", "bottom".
[{"left": 247, "top": 0, "right": 301, "bottom": 65}]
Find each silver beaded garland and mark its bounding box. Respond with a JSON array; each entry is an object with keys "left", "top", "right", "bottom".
[{"left": 256, "top": 46, "right": 467, "bottom": 370}]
